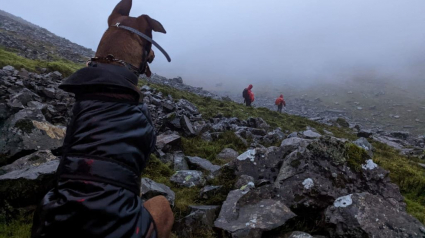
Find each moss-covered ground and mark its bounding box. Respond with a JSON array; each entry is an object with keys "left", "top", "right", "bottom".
[
  {"left": 1, "top": 55, "right": 424, "bottom": 237},
  {"left": 0, "top": 48, "right": 83, "bottom": 77},
  {"left": 373, "top": 142, "right": 425, "bottom": 224}
]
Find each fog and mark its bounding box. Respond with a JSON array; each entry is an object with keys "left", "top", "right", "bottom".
[{"left": 2, "top": 0, "right": 425, "bottom": 91}]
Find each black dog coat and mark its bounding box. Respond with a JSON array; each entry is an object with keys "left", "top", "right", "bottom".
[{"left": 32, "top": 63, "right": 157, "bottom": 238}]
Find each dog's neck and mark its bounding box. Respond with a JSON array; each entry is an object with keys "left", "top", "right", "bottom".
[{"left": 95, "top": 30, "right": 146, "bottom": 72}]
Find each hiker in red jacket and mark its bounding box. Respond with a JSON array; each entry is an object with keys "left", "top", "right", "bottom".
[
  {"left": 242, "top": 84, "right": 255, "bottom": 106},
  {"left": 275, "top": 94, "right": 286, "bottom": 113}
]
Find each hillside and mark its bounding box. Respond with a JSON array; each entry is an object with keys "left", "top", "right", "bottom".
[
  {"left": 0, "top": 9, "right": 94, "bottom": 63},
  {"left": 215, "top": 78, "right": 425, "bottom": 136},
  {"left": 0, "top": 9, "right": 424, "bottom": 238}
]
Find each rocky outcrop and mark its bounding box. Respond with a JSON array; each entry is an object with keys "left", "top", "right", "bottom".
[
  {"left": 0, "top": 160, "right": 59, "bottom": 212},
  {"left": 0, "top": 62, "right": 424, "bottom": 237},
  {"left": 0, "top": 9, "right": 93, "bottom": 62},
  {"left": 0, "top": 66, "right": 73, "bottom": 166},
  {"left": 326, "top": 193, "right": 425, "bottom": 237}
]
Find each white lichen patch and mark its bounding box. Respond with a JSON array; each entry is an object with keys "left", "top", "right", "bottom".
[
  {"left": 334, "top": 194, "right": 353, "bottom": 207},
  {"left": 302, "top": 178, "right": 314, "bottom": 189},
  {"left": 237, "top": 149, "right": 256, "bottom": 162},
  {"left": 362, "top": 159, "right": 378, "bottom": 170},
  {"left": 245, "top": 214, "right": 258, "bottom": 228}
]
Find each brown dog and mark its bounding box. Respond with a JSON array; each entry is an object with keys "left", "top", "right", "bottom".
[
  {"left": 32, "top": 1, "right": 173, "bottom": 238},
  {"left": 96, "top": 0, "right": 174, "bottom": 237},
  {"left": 95, "top": 0, "right": 165, "bottom": 77}
]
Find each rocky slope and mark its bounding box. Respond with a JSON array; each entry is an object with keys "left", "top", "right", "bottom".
[
  {"left": 0, "top": 9, "right": 94, "bottom": 63},
  {"left": 1, "top": 64, "right": 424, "bottom": 237},
  {"left": 214, "top": 81, "right": 425, "bottom": 137}
]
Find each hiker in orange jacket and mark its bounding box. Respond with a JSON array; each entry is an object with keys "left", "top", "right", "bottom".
[
  {"left": 242, "top": 84, "right": 255, "bottom": 106},
  {"left": 275, "top": 94, "right": 286, "bottom": 113}
]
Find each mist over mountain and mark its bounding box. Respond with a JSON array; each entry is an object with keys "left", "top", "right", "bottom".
[
  {"left": 0, "top": 5, "right": 425, "bottom": 237},
  {"left": 2, "top": 0, "right": 425, "bottom": 92}
]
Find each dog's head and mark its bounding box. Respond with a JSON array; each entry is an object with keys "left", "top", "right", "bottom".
[{"left": 95, "top": 0, "right": 166, "bottom": 77}]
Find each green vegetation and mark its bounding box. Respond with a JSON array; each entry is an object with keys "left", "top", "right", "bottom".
[
  {"left": 373, "top": 142, "right": 425, "bottom": 224},
  {"left": 0, "top": 213, "right": 31, "bottom": 238},
  {"left": 345, "top": 143, "right": 369, "bottom": 172},
  {"left": 0, "top": 48, "right": 83, "bottom": 77},
  {"left": 182, "top": 131, "right": 247, "bottom": 165},
  {"left": 140, "top": 80, "right": 425, "bottom": 225},
  {"left": 140, "top": 79, "right": 356, "bottom": 140}
]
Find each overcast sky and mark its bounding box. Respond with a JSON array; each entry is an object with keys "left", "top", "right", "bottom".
[{"left": 2, "top": 0, "right": 425, "bottom": 90}]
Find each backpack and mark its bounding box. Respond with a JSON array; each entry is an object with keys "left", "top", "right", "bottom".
[
  {"left": 242, "top": 88, "right": 248, "bottom": 98},
  {"left": 275, "top": 98, "right": 281, "bottom": 105}
]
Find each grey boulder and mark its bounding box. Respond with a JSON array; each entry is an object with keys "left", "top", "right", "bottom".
[
  {"left": 325, "top": 193, "right": 425, "bottom": 238},
  {"left": 170, "top": 170, "right": 205, "bottom": 187},
  {"left": 141, "top": 178, "right": 175, "bottom": 206}
]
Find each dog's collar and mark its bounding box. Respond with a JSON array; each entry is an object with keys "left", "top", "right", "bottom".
[
  {"left": 113, "top": 22, "right": 171, "bottom": 62},
  {"left": 89, "top": 54, "right": 141, "bottom": 76},
  {"left": 92, "top": 23, "right": 171, "bottom": 77}
]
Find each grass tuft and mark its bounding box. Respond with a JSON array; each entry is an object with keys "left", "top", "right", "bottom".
[
  {"left": 0, "top": 48, "right": 83, "bottom": 77},
  {"left": 373, "top": 141, "right": 425, "bottom": 223}
]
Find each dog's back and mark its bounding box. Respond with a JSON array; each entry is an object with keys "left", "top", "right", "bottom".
[{"left": 31, "top": 64, "right": 156, "bottom": 238}]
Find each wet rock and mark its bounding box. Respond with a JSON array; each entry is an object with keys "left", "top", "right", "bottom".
[
  {"left": 214, "top": 188, "right": 296, "bottom": 237},
  {"left": 274, "top": 137, "right": 404, "bottom": 212},
  {"left": 302, "top": 130, "right": 321, "bottom": 139},
  {"left": 234, "top": 174, "right": 255, "bottom": 189},
  {"left": 171, "top": 77, "right": 183, "bottom": 84},
  {"left": 217, "top": 148, "right": 239, "bottom": 161},
  {"left": 186, "top": 156, "right": 221, "bottom": 173},
  {"left": 176, "top": 205, "right": 220, "bottom": 237},
  {"left": 287, "top": 231, "right": 313, "bottom": 238},
  {"left": 0, "top": 109, "right": 65, "bottom": 166},
  {"left": 156, "top": 133, "right": 181, "bottom": 152},
  {"left": 180, "top": 115, "right": 196, "bottom": 136},
  {"left": 141, "top": 178, "right": 175, "bottom": 206},
  {"left": 170, "top": 170, "right": 205, "bottom": 187},
  {"left": 0, "top": 160, "right": 59, "bottom": 209},
  {"left": 177, "top": 99, "right": 199, "bottom": 115},
  {"left": 372, "top": 136, "right": 404, "bottom": 150},
  {"left": 325, "top": 192, "right": 425, "bottom": 238},
  {"left": 140, "top": 85, "right": 151, "bottom": 91},
  {"left": 247, "top": 117, "right": 269, "bottom": 129},
  {"left": 0, "top": 150, "right": 56, "bottom": 175},
  {"left": 280, "top": 137, "right": 310, "bottom": 153},
  {"left": 357, "top": 129, "right": 373, "bottom": 138},
  {"left": 199, "top": 185, "right": 223, "bottom": 199},
  {"left": 9, "top": 88, "right": 39, "bottom": 106},
  {"left": 2, "top": 65, "right": 15, "bottom": 71},
  {"left": 161, "top": 101, "right": 175, "bottom": 112},
  {"left": 232, "top": 146, "right": 289, "bottom": 186},
  {"left": 172, "top": 152, "right": 189, "bottom": 171},
  {"left": 42, "top": 87, "right": 56, "bottom": 98},
  {"left": 390, "top": 131, "right": 410, "bottom": 140}
]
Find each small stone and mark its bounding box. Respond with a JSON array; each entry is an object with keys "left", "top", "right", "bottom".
[
  {"left": 141, "top": 178, "right": 175, "bottom": 206},
  {"left": 217, "top": 148, "right": 239, "bottom": 161},
  {"left": 199, "top": 185, "right": 223, "bottom": 199},
  {"left": 334, "top": 194, "right": 353, "bottom": 208},
  {"left": 186, "top": 156, "right": 221, "bottom": 173},
  {"left": 2, "top": 65, "right": 15, "bottom": 71},
  {"left": 362, "top": 159, "right": 378, "bottom": 170},
  {"left": 302, "top": 178, "right": 314, "bottom": 189},
  {"left": 170, "top": 170, "right": 205, "bottom": 187}
]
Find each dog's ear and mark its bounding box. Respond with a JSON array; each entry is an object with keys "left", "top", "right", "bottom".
[
  {"left": 140, "top": 15, "right": 166, "bottom": 33},
  {"left": 147, "top": 49, "right": 155, "bottom": 63},
  {"left": 108, "top": 0, "right": 132, "bottom": 26},
  {"left": 145, "top": 64, "right": 152, "bottom": 77}
]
